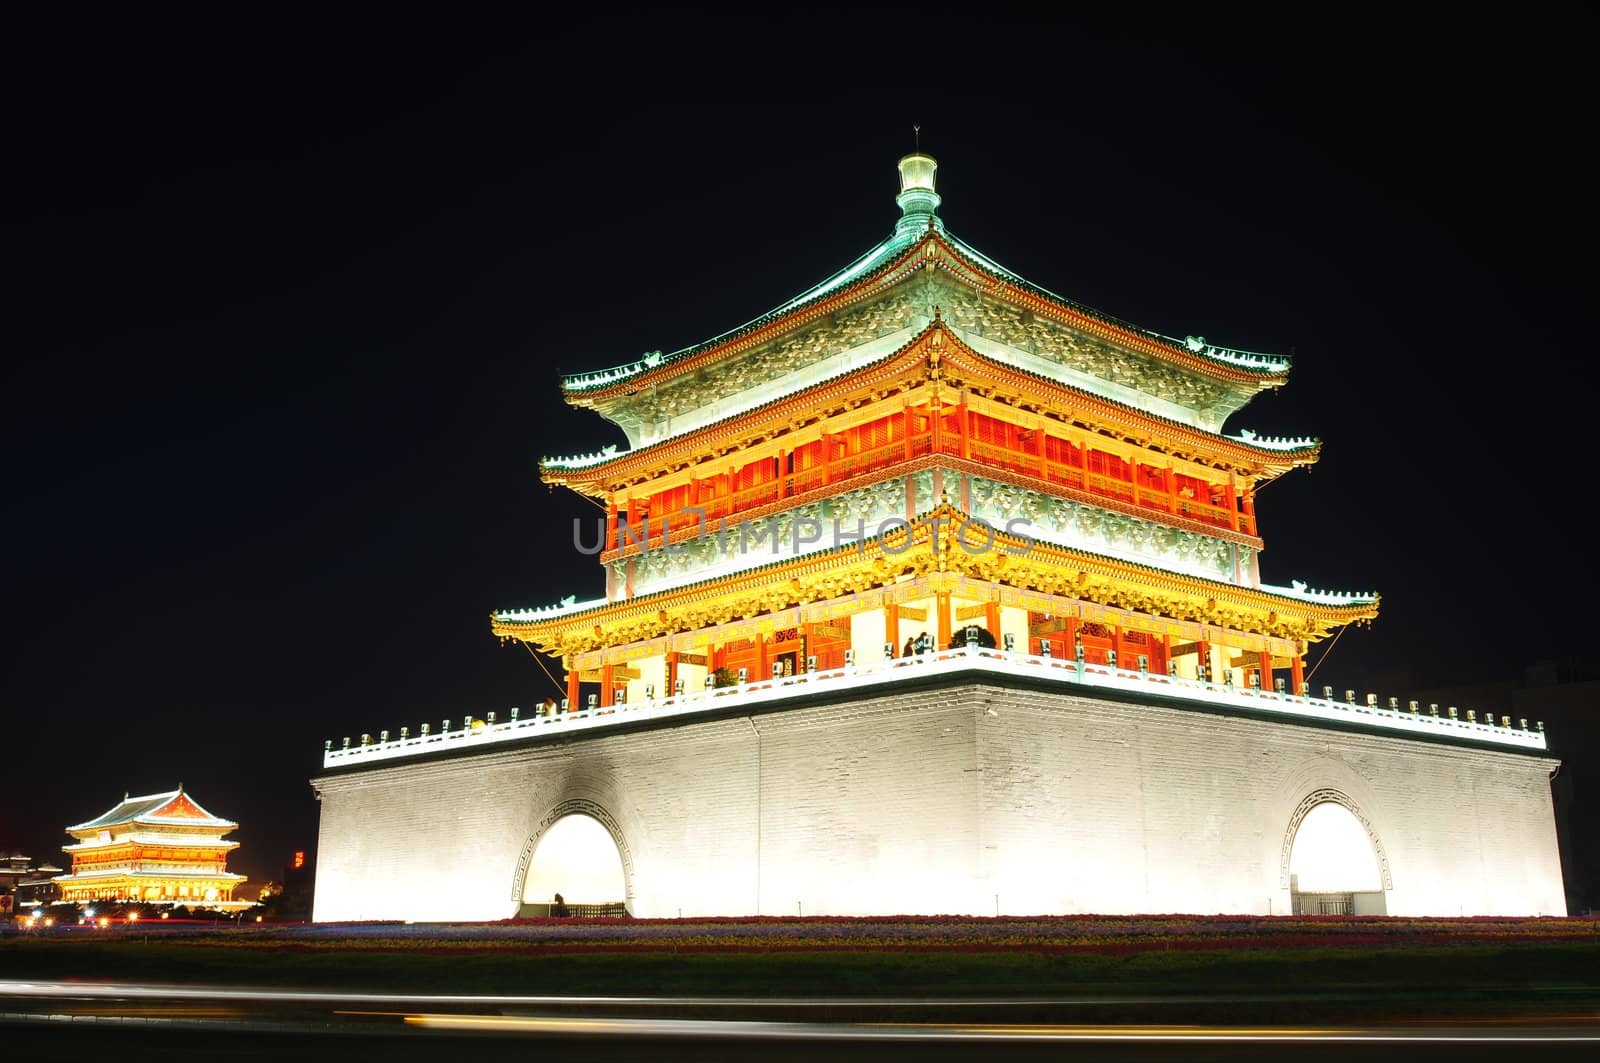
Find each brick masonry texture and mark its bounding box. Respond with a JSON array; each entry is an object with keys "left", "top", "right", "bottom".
[{"left": 311, "top": 682, "right": 1565, "bottom": 920}]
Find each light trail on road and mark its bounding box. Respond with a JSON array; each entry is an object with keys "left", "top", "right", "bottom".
[
  {"left": 6, "top": 980, "right": 1600, "bottom": 1048},
  {"left": 401, "top": 1012, "right": 1600, "bottom": 1043}
]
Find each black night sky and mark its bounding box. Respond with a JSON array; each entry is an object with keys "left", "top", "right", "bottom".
[{"left": 7, "top": 12, "right": 1597, "bottom": 896}]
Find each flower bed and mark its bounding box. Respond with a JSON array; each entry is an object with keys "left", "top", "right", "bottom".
[{"left": 31, "top": 913, "right": 1597, "bottom": 957}]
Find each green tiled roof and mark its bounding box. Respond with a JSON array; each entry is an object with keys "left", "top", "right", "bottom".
[
  {"left": 66, "top": 789, "right": 234, "bottom": 832},
  {"left": 560, "top": 164, "right": 1291, "bottom": 395}
]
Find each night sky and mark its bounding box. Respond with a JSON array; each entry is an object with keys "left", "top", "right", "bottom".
[{"left": 8, "top": 12, "right": 1596, "bottom": 894}]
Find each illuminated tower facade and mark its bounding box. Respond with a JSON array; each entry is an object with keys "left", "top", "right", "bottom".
[
  {"left": 494, "top": 155, "right": 1379, "bottom": 699},
  {"left": 54, "top": 787, "right": 249, "bottom": 909},
  {"left": 313, "top": 156, "right": 1559, "bottom": 923}
]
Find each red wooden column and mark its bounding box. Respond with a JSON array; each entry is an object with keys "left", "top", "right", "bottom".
[
  {"left": 985, "top": 601, "right": 1001, "bottom": 646},
  {"left": 1112, "top": 624, "right": 1126, "bottom": 669},
  {"left": 606, "top": 501, "right": 619, "bottom": 551},
  {"left": 667, "top": 650, "right": 679, "bottom": 694},
  {"left": 801, "top": 622, "right": 815, "bottom": 668},
  {"left": 618, "top": 497, "right": 636, "bottom": 545},
  {"left": 936, "top": 592, "right": 952, "bottom": 650},
  {"left": 1065, "top": 616, "right": 1080, "bottom": 658},
  {"left": 821, "top": 433, "right": 834, "bottom": 485},
  {"left": 599, "top": 664, "right": 614, "bottom": 707},
  {"left": 1290, "top": 653, "right": 1305, "bottom": 695},
  {"left": 566, "top": 662, "right": 580, "bottom": 708},
  {"left": 1035, "top": 420, "right": 1047, "bottom": 479},
  {"left": 1198, "top": 638, "right": 1212, "bottom": 680},
  {"left": 1225, "top": 474, "right": 1241, "bottom": 532},
  {"left": 930, "top": 395, "right": 943, "bottom": 454},
  {"left": 957, "top": 396, "right": 971, "bottom": 460},
  {"left": 904, "top": 405, "right": 916, "bottom": 460},
  {"left": 1164, "top": 466, "right": 1178, "bottom": 515},
  {"left": 778, "top": 449, "right": 790, "bottom": 498},
  {"left": 1241, "top": 486, "right": 1257, "bottom": 535},
  {"left": 755, "top": 633, "right": 768, "bottom": 679},
  {"left": 1258, "top": 650, "right": 1273, "bottom": 693},
  {"left": 885, "top": 604, "right": 900, "bottom": 656}
]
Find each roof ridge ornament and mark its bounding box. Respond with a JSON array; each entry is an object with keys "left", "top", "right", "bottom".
[
  {"left": 1180, "top": 334, "right": 1292, "bottom": 371},
  {"left": 895, "top": 152, "right": 943, "bottom": 242}
]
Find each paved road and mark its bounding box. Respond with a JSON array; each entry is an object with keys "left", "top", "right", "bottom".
[{"left": 5, "top": 980, "right": 1600, "bottom": 1060}]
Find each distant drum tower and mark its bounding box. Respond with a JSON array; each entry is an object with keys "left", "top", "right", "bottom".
[{"left": 311, "top": 156, "right": 1565, "bottom": 922}]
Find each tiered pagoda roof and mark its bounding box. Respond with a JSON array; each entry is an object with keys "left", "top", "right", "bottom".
[
  {"left": 542, "top": 318, "right": 1319, "bottom": 497},
  {"left": 555, "top": 156, "right": 1293, "bottom": 459},
  {"left": 497, "top": 153, "right": 1376, "bottom": 651},
  {"left": 559, "top": 218, "right": 1291, "bottom": 401},
  {"left": 493, "top": 500, "right": 1376, "bottom": 656},
  {"left": 66, "top": 787, "right": 236, "bottom": 836}
]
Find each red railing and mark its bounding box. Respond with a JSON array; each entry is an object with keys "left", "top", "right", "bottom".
[{"left": 616, "top": 427, "right": 1254, "bottom": 552}]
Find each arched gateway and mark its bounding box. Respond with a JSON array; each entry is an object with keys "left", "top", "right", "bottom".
[
  {"left": 311, "top": 155, "right": 1564, "bottom": 922},
  {"left": 513, "top": 799, "right": 633, "bottom": 916},
  {"left": 1282, "top": 790, "right": 1390, "bottom": 915}
]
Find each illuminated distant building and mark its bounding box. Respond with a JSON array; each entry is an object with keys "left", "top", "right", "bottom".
[
  {"left": 313, "top": 155, "right": 1565, "bottom": 921},
  {"left": 1, "top": 853, "right": 63, "bottom": 911},
  {"left": 54, "top": 787, "right": 249, "bottom": 909}
]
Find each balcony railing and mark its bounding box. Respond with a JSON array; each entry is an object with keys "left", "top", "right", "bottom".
[{"left": 323, "top": 646, "right": 1546, "bottom": 769}]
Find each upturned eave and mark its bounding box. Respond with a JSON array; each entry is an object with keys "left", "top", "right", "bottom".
[
  {"left": 562, "top": 229, "right": 1291, "bottom": 415},
  {"left": 541, "top": 323, "right": 1318, "bottom": 494},
  {"left": 492, "top": 504, "right": 1376, "bottom": 654}
]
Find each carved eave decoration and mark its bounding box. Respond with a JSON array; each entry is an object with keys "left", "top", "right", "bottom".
[
  {"left": 493, "top": 504, "right": 1376, "bottom": 658},
  {"left": 561, "top": 231, "right": 1292, "bottom": 447},
  {"left": 542, "top": 323, "right": 1318, "bottom": 501}
]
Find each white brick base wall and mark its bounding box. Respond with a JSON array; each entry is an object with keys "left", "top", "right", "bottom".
[{"left": 311, "top": 682, "right": 1566, "bottom": 921}]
